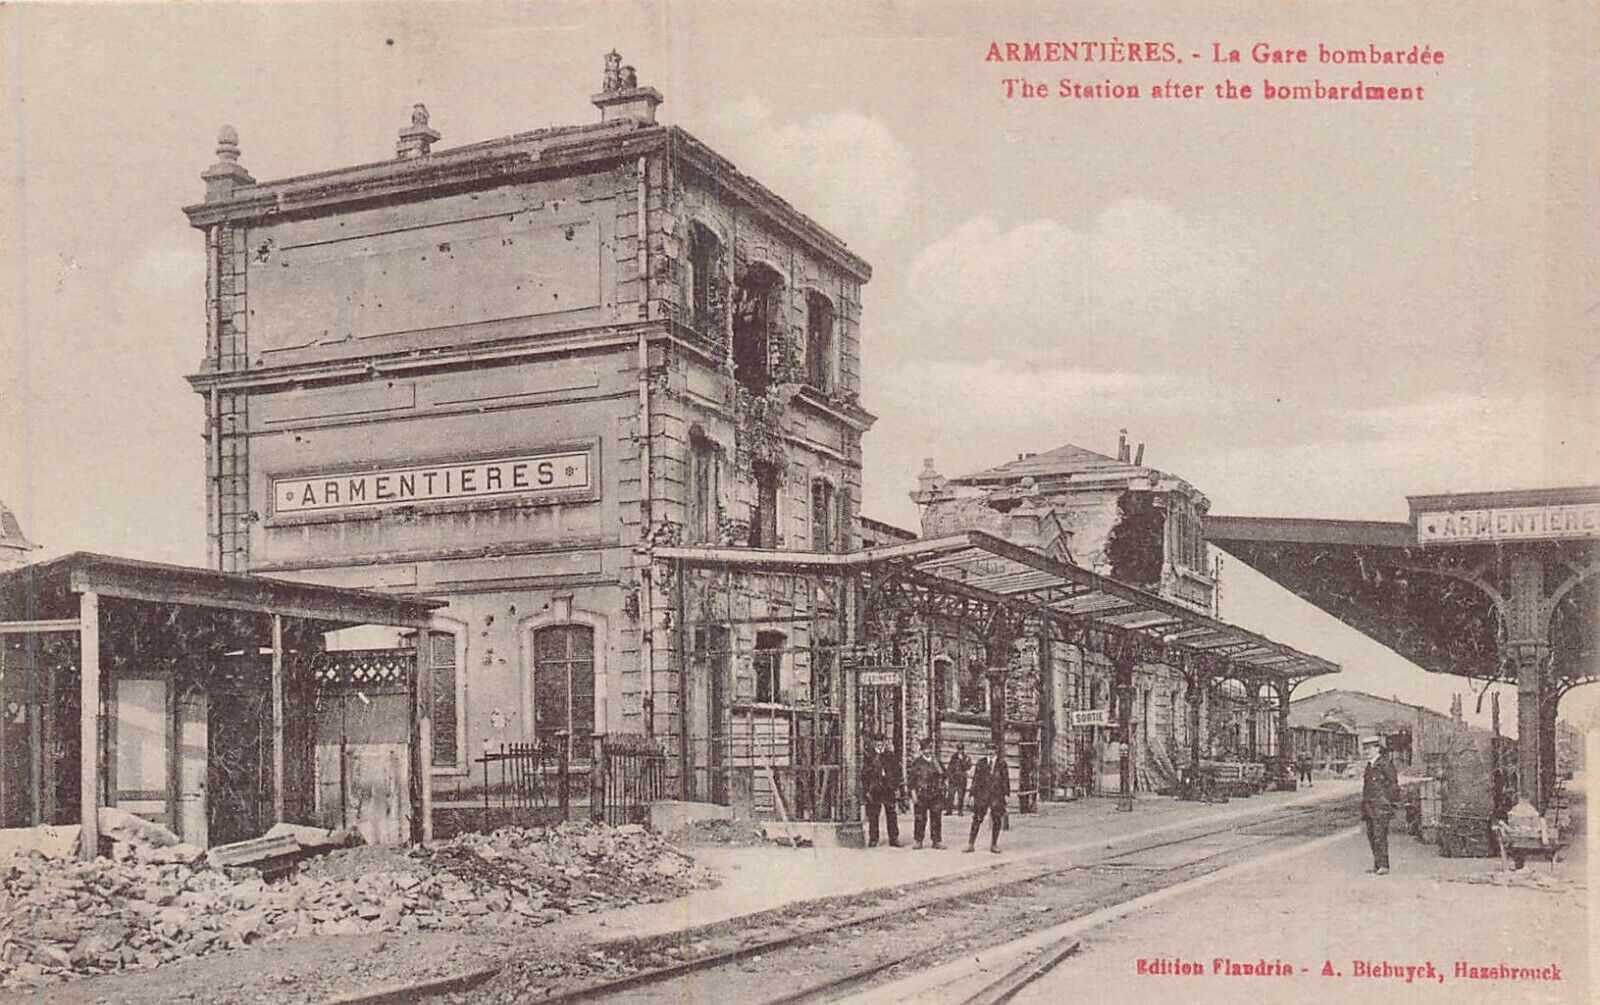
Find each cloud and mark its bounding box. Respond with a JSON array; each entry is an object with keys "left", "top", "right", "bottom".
[
  {"left": 692, "top": 100, "right": 912, "bottom": 252},
  {"left": 897, "top": 200, "right": 1251, "bottom": 373}
]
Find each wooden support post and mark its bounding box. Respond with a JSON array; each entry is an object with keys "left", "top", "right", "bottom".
[
  {"left": 1114, "top": 650, "right": 1134, "bottom": 811},
  {"left": 1187, "top": 667, "right": 1205, "bottom": 776},
  {"left": 1038, "top": 629, "right": 1056, "bottom": 802},
  {"left": 271, "top": 614, "right": 285, "bottom": 825},
  {"left": 78, "top": 592, "right": 100, "bottom": 858},
  {"left": 840, "top": 573, "right": 860, "bottom": 822},
  {"left": 416, "top": 627, "right": 433, "bottom": 842},
  {"left": 1275, "top": 682, "right": 1293, "bottom": 762}
]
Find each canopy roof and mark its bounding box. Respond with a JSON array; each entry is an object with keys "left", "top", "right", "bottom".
[
  {"left": 1210, "top": 509, "right": 1599, "bottom": 689},
  {"left": 657, "top": 531, "right": 1337, "bottom": 683},
  {"left": 0, "top": 552, "right": 445, "bottom": 628}
]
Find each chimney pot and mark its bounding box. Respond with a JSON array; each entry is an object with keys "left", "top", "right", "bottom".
[
  {"left": 396, "top": 103, "right": 441, "bottom": 159},
  {"left": 592, "top": 50, "right": 663, "bottom": 124}
]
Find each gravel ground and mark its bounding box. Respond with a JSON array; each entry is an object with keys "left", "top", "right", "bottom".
[{"left": 1010, "top": 790, "right": 1589, "bottom": 1005}]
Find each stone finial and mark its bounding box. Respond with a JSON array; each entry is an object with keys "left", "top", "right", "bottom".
[
  {"left": 592, "top": 51, "right": 663, "bottom": 124},
  {"left": 202, "top": 124, "right": 255, "bottom": 202},
  {"left": 911, "top": 457, "right": 952, "bottom": 506},
  {"left": 396, "top": 103, "right": 441, "bottom": 159}
]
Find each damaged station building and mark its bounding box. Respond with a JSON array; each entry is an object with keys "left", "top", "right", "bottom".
[{"left": 0, "top": 54, "right": 1341, "bottom": 854}]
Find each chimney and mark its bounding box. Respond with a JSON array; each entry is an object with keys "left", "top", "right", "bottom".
[
  {"left": 592, "top": 50, "right": 663, "bottom": 125},
  {"left": 1117, "top": 429, "right": 1129, "bottom": 463},
  {"left": 202, "top": 125, "right": 255, "bottom": 202},
  {"left": 396, "top": 103, "right": 441, "bottom": 159},
  {"left": 1133, "top": 442, "right": 1145, "bottom": 466}
]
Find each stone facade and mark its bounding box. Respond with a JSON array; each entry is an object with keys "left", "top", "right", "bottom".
[
  {"left": 910, "top": 441, "right": 1263, "bottom": 795},
  {"left": 183, "top": 56, "right": 872, "bottom": 800}
]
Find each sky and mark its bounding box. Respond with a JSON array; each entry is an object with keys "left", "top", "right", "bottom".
[{"left": 2, "top": 1, "right": 1596, "bottom": 727}]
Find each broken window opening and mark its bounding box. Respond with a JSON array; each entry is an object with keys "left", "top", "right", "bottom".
[
  {"left": 734, "top": 263, "right": 783, "bottom": 393},
  {"left": 687, "top": 428, "right": 718, "bottom": 545},
  {"left": 749, "top": 462, "right": 781, "bottom": 549},
  {"left": 958, "top": 660, "right": 988, "bottom": 714},
  {"left": 687, "top": 222, "right": 723, "bottom": 339},
  {"left": 805, "top": 290, "right": 835, "bottom": 392},
  {"left": 810, "top": 478, "right": 837, "bottom": 552},
  {"left": 754, "top": 629, "right": 786, "bottom": 704}
]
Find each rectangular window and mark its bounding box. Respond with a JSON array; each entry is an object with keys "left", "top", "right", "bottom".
[
  {"left": 749, "top": 464, "right": 780, "bottom": 548},
  {"left": 805, "top": 291, "right": 834, "bottom": 392},
  {"left": 754, "top": 630, "right": 785, "bottom": 703},
  {"left": 688, "top": 438, "right": 717, "bottom": 544},
  {"left": 959, "top": 662, "right": 988, "bottom": 714},
  {"left": 534, "top": 625, "right": 596, "bottom": 759},
  {"left": 810, "top": 480, "right": 836, "bottom": 552},
  {"left": 429, "top": 631, "right": 459, "bottom": 768}
]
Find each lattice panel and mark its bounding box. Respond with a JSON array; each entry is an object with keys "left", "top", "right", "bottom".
[{"left": 305, "top": 648, "right": 415, "bottom": 689}]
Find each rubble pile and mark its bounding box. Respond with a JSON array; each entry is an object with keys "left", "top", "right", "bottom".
[{"left": 0, "top": 820, "right": 712, "bottom": 990}]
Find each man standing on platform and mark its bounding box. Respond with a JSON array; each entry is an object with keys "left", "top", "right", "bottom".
[
  {"left": 965, "top": 743, "right": 1009, "bottom": 854},
  {"left": 863, "top": 735, "right": 902, "bottom": 848},
  {"left": 1361, "top": 738, "right": 1401, "bottom": 874},
  {"left": 945, "top": 743, "right": 971, "bottom": 815},
  {"left": 908, "top": 739, "right": 946, "bottom": 849}
]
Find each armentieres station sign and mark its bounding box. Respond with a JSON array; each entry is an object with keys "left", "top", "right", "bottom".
[
  {"left": 1415, "top": 502, "right": 1600, "bottom": 546},
  {"left": 274, "top": 451, "right": 591, "bottom": 515}
]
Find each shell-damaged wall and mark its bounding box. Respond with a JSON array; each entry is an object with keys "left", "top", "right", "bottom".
[
  {"left": 642, "top": 154, "right": 869, "bottom": 557},
  {"left": 191, "top": 105, "right": 873, "bottom": 801}
]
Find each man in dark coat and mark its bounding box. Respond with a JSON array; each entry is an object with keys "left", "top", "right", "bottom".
[
  {"left": 907, "top": 739, "right": 946, "bottom": 849},
  {"left": 862, "top": 736, "right": 902, "bottom": 847},
  {"left": 1297, "top": 751, "right": 1314, "bottom": 786},
  {"left": 965, "top": 744, "right": 1010, "bottom": 854},
  {"left": 1360, "top": 739, "right": 1402, "bottom": 874},
  {"left": 945, "top": 744, "right": 971, "bottom": 815}
]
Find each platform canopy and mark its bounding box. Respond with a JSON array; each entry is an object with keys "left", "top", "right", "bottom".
[
  {"left": 657, "top": 530, "right": 1337, "bottom": 684},
  {"left": 0, "top": 551, "right": 445, "bottom": 629},
  {"left": 1209, "top": 489, "right": 1600, "bottom": 693}
]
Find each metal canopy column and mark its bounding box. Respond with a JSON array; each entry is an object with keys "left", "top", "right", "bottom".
[{"left": 1507, "top": 554, "right": 1549, "bottom": 809}]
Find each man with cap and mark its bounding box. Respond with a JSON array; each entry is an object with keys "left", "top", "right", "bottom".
[
  {"left": 964, "top": 742, "right": 1009, "bottom": 854},
  {"left": 862, "top": 735, "right": 903, "bottom": 847},
  {"left": 1360, "top": 737, "right": 1402, "bottom": 874},
  {"left": 907, "top": 738, "right": 946, "bottom": 849}
]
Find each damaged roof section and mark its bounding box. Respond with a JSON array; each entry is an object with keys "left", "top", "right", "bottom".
[
  {"left": 656, "top": 530, "right": 1338, "bottom": 683},
  {"left": 0, "top": 552, "right": 444, "bottom": 628}
]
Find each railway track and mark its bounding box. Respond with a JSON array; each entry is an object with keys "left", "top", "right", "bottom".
[{"left": 454, "top": 795, "right": 1359, "bottom": 1004}]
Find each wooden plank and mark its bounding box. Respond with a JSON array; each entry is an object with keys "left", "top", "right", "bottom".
[
  {"left": 79, "top": 592, "right": 100, "bottom": 858},
  {"left": 0, "top": 619, "right": 81, "bottom": 635},
  {"left": 271, "top": 614, "right": 285, "bottom": 824},
  {"left": 416, "top": 627, "right": 433, "bottom": 842},
  {"left": 41, "top": 652, "right": 56, "bottom": 824}
]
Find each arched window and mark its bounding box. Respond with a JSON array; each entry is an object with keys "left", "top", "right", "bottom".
[
  {"left": 533, "top": 625, "right": 596, "bottom": 758},
  {"left": 805, "top": 290, "right": 834, "bottom": 392}
]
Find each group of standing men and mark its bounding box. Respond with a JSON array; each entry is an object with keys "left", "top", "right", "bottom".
[{"left": 860, "top": 738, "right": 1010, "bottom": 853}]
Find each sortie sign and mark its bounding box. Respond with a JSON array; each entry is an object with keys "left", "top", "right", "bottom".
[
  {"left": 1415, "top": 503, "right": 1600, "bottom": 546},
  {"left": 274, "top": 451, "right": 590, "bottom": 515}
]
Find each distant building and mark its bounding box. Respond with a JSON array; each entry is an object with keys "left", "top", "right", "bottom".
[
  {"left": 916, "top": 434, "right": 1212, "bottom": 612},
  {"left": 910, "top": 438, "right": 1262, "bottom": 796},
  {"left": 0, "top": 501, "right": 38, "bottom": 571},
  {"left": 1290, "top": 688, "right": 1493, "bottom": 769}
]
